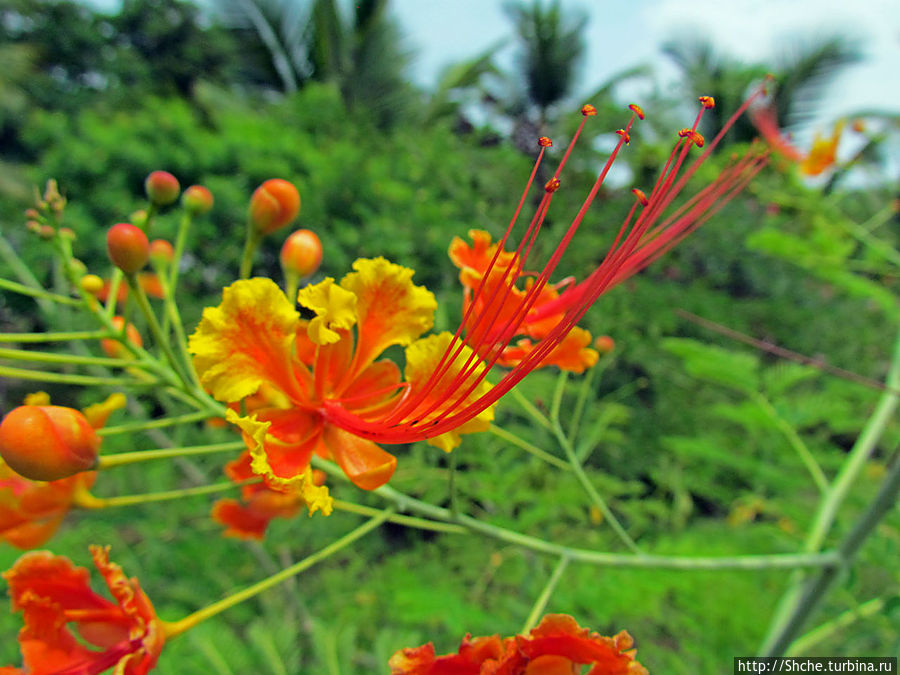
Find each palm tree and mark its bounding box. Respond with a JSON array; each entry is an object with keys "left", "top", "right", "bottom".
[{"left": 505, "top": 0, "right": 586, "bottom": 129}]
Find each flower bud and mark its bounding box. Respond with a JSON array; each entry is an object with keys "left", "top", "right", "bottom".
[
  {"left": 249, "top": 179, "right": 300, "bottom": 235},
  {"left": 0, "top": 405, "right": 100, "bottom": 481},
  {"left": 149, "top": 239, "right": 174, "bottom": 263},
  {"left": 182, "top": 185, "right": 214, "bottom": 215},
  {"left": 144, "top": 171, "right": 180, "bottom": 206},
  {"left": 594, "top": 335, "right": 615, "bottom": 355},
  {"left": 80, "top": 274, "right": 104, "bottom": 296},
  {"left": 102, "top": 316, "right": 143, "bottom": 359},
  {"left": 280, "top": 229, "right": 323, "bottom": 278},
  {"left": 106, "top": 223, "right": 149, "bottom": 274},
  {"left": 130, "top": 209, "right": 149, "bottom": 229}
]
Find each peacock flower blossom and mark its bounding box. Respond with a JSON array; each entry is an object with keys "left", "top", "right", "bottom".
[
  {"left": 388, "top": 613, "right": 647, "bottom": 674},
  {"left": 191, "top": 92, "right": 767, "bottom": 494},
  {"left": 0, "top": 393, "right": 125, "bottom": 549},
  {"left": 1, "top": 546, "right": 164, "bottom": 675},
  {"left": 750, "top": 104, "right": 843, "bottom": 176},
  {"left": 189, "top": 257, "right": 494, "bottom": 499},
  {"left": 211, "top": 450, "right": 327, "bottom": 539}
]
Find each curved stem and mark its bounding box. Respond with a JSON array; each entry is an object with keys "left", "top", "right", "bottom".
[
  {"left": 0, "top": 277, "right": 81, "bottom": 305},
  {"left": 162, "top": 510, "right": 392, "bottom": 639},
  {"left": 240, "top": 227, "right": 262, "bottom": 279},
  {"left": 522, "top": 554, "right": 570, "bottom": 633},
  {"left": 0, "top": 347, "right": 137, "bottom": 369},
  {"left": 488, "top": 424, "right": 570, "bottom": 471},
  {"left": 331, "top": 499, "right": 466, "bottom": 534},
  {"left": 0, "top": 330, "right": 108, "bottom": 343},
  {"left": 97, "top": 411, "right": 216, "bottom": 437},
  {"left": 0, "top": 364, "right": 155, "bottom": 388},
  {"left": 74, "top": 479, "right": 254, "bottom": 509},
  {"left": 97, "top": 441, "right": 245, "bottom": 469}
]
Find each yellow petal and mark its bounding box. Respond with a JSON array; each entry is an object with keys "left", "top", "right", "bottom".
[
  {"left": 189, "top": 278, "right": 301, "bottom": 403},
  {"left": 404, "top": 332, "right": 495, "bottom": 452},
  {"left": 340, "top": 257, "right": 436, "bottom": 370},
  {"left": 23, "top": 392, "right": 51, "bottom": 406},
  {"left": 82, "top": 393, "right": 127, "bottom": 429},
  {"left": 226, "top": 409, "right": 333, "bottom": 516},
  {"left": 297, "top": 277, "right": 358, "bottom": 345}
]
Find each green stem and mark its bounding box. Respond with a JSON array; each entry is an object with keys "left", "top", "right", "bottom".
[
  {"left": 0, "top": 330, "right": 108, "bottom": 343},
  {"left": 760, "top": 447, "right": 900, "bottom": 656},
  {"left": 0, "top": 347, "right": 137, "bottom": 369},
  {"left": 760, "top": 327, "right": 900, "bottom": 651},
  {"left": 0, "top": 277, "right": 81, "bottom": 306},
  {"left": 239, "top": 227, "right": 262, "bottom": 279},
  {"left": 76, "top": 479, "right": 254, "bottom": 509},
  {"left": 331, "top": 499, "right": 466, "bottom": 534},
  {"left": 0, "top": 364, "right": 155, "bottom": 388},
  {"left": 96, "top": 441, "right": 245, "bottom": 469},
  {"left": 163, "top": 510, "right": 392, "bottom": 638},
  {"left": 787, "top": 596, "right": 888, "bottom": 656},
  {"left": 313, "top": 458, "right": 838, "bottom": 571},
  {"left": 522, "top": 554, "right": 570, "bottom": 633},
  {"left": 125, "top": 273, "right": 191, "bottom": 386},
  {"left": 569, "top": 360, "right": 599, "bottom": 444},
  {"left": 0, "top": 234, "right": 54, "bottom": 315},
  {"left": 511, "top": 387, "right": 552, "bottom": 430},
  {"left": 168, "top": 211, "right": 192, "bottom": 293},
  {"left": 488, "top": 425, "right": 570, "bottom": 471},
  {"left": 448, "top": 448, "right": 460, "bottom": 520},
  {"left": 550, "top": 372, "right": 641, "bottom": 553},
  {"left": 97, "top": 411, "right": 217, "bottom": 437},
  {"left": 104, "top": 269, "right": 124, "bottom": 319},
  {"left": 752, "top": 392, "right": 829, "bottom": 494}
]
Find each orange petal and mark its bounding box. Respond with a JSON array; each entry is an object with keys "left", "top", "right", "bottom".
[
  {"left": 322, "top": 425, "right": 396, "bottom": 490},
  {"left": 499, "top": 328, "right": 599, "bottom": 374}
]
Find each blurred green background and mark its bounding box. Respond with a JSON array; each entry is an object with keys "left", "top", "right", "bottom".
[{"left": 0, "top": 1, "right": 898, "bottom": 672}]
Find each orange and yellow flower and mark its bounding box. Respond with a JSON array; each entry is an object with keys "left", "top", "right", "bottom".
[
  {"left": 189, "top": 257, "right": 494, "bottom": 500},
  {"left": 0, "top": 393, "right": 124, "bottom": 549},
  {"left": 389, "top": 613, "right": 647, "bottom": 674},
  {"left": 1, "top": 546, "right": 164, "bottom": 675}
]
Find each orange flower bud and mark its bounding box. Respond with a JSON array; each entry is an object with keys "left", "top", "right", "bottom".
[
  {"left": 280, "top": 229, "right": 323, "bottom": 278},
  {"left": 182, "top": 184, "right": 214, "bottom": 215},
  {"left": 107, "top": 223, "right": 149, "bottom": 274},
  {"left": 149, "top": 238, "right": 174, "bottom": 263},
  {"left": 0, "top": 406, "right": 100, "bottom": 481},
  {"left": 594, "top": 335, "right": 615, "bottom": 354},
  {"left": 144, "top": 170, "right": 180, "bottom": 206},
  {"left": 249, "top": 179, "right": 301, "bottom": 235},
  {"left": 102, "top": 316, "right": 143, "bottom": 359}
]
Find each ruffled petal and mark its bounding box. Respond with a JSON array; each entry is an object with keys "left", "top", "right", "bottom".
[
  {"left": 322, "top": 425, "right": 397, "bottom": 490},
  {"left": 189, "top": 278, "right": 301, "bottom": 403},
  {"left": 403, "top": 333, "right": 495, "bottom": 452},
  {"left": 228, "top": 410, "right": 333, "bottom": 516},
  {"left": 449, "top": 229, "right": 520, "bottom": 289},
  {"left": 339, "top": 258, "right": 436, "bottom": 371},
  {"left": 297, "top": 277, "right": 358, "bottom": 345}
]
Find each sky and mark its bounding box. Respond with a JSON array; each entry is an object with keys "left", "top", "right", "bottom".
[{"left": 394, "top": 0, "right": 900, "bottom": 140}]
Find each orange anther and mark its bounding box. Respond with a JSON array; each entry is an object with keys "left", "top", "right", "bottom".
[
  {"left": 538, "top": 136, "right": 553, "bottom": 147},
  {"left": 581, "top": 104, "right": 597, "bottom": 116},
  {"left": 631, "top": 188, "right": 649, "bottom": 206},
  {"left": 698, "top": 96, "right": 715, "bottom": 109},
  {"left": 615, "top": 129, "right": 631, "bottom": 145},
  {"left": 689, "top": 131, "right": 705, "bottom": 147},
  {"left": 628, "top": 104, "right": 645, "bottom": 120},
  {"left": 544, "top": 178, "right": 561, "bottom": 193}
]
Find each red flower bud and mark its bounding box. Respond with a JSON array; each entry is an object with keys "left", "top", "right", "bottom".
[
  {"left": 249, "top": 179, "right": 300, "bottom": 235},
  {"left": 149, "top": 238, "right": 174, "bottom": 263},
  {"left": 107, "top": 223, "right": 149, "bottom": 274},
  {"left": 0, "top": 406, "right": 100, "bottom": 481},
  {"left": 144, "top": 171, "right": 180, "bottom": 206},
  {"left": 182, "top": 185, "right": 214, "bottom": 215},
  {"left": 594, "top": 335, "right": 615, "bottom": 354},
  {"left": 102, "top": 316, "right": 143, "bottom": 359},
  {"left": 280, "top": 229, "right": 323, "bottom": 278}
]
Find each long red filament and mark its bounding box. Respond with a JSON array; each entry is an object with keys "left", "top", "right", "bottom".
[{"left": 323, "top": 87, "right": 769, "bottom": 443}]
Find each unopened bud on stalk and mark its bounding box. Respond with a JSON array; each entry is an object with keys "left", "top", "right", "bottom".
[
  {"left": 80, "top": 274, "right": 104, "bottom": 296},
  {"left": 144, "top": 171, "right": 180, "bottom": 206},
  {"left": 130, "top": 209, "right": 149, "bottom": 229},
  {"left": 249, "top": 179, "right": 300, "bottom": 235},
  {"left": 182, "top": 185, "right": 214, "bottom": 215},
  {"left": 0, "top": 405, "right": 100, "bottom": 480},
  {"left": 107, "top": 223, "right": 149, "bottom": 274},
  {"left": 280, "top": 229, "right": 323, "bottom": 278},
  {"left": 594, "top": 335, "right": 615, "bottom": 355},
  {"left": 150, "top": 238, "right": 174, "bottom": 263}
]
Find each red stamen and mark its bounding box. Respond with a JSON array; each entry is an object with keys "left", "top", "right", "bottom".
[
  {"left": 628, "top": 104, "right": 645, "bottom": 120},
  {"left": 538, "top": 136, "right": 553, "bottom": 147}
]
